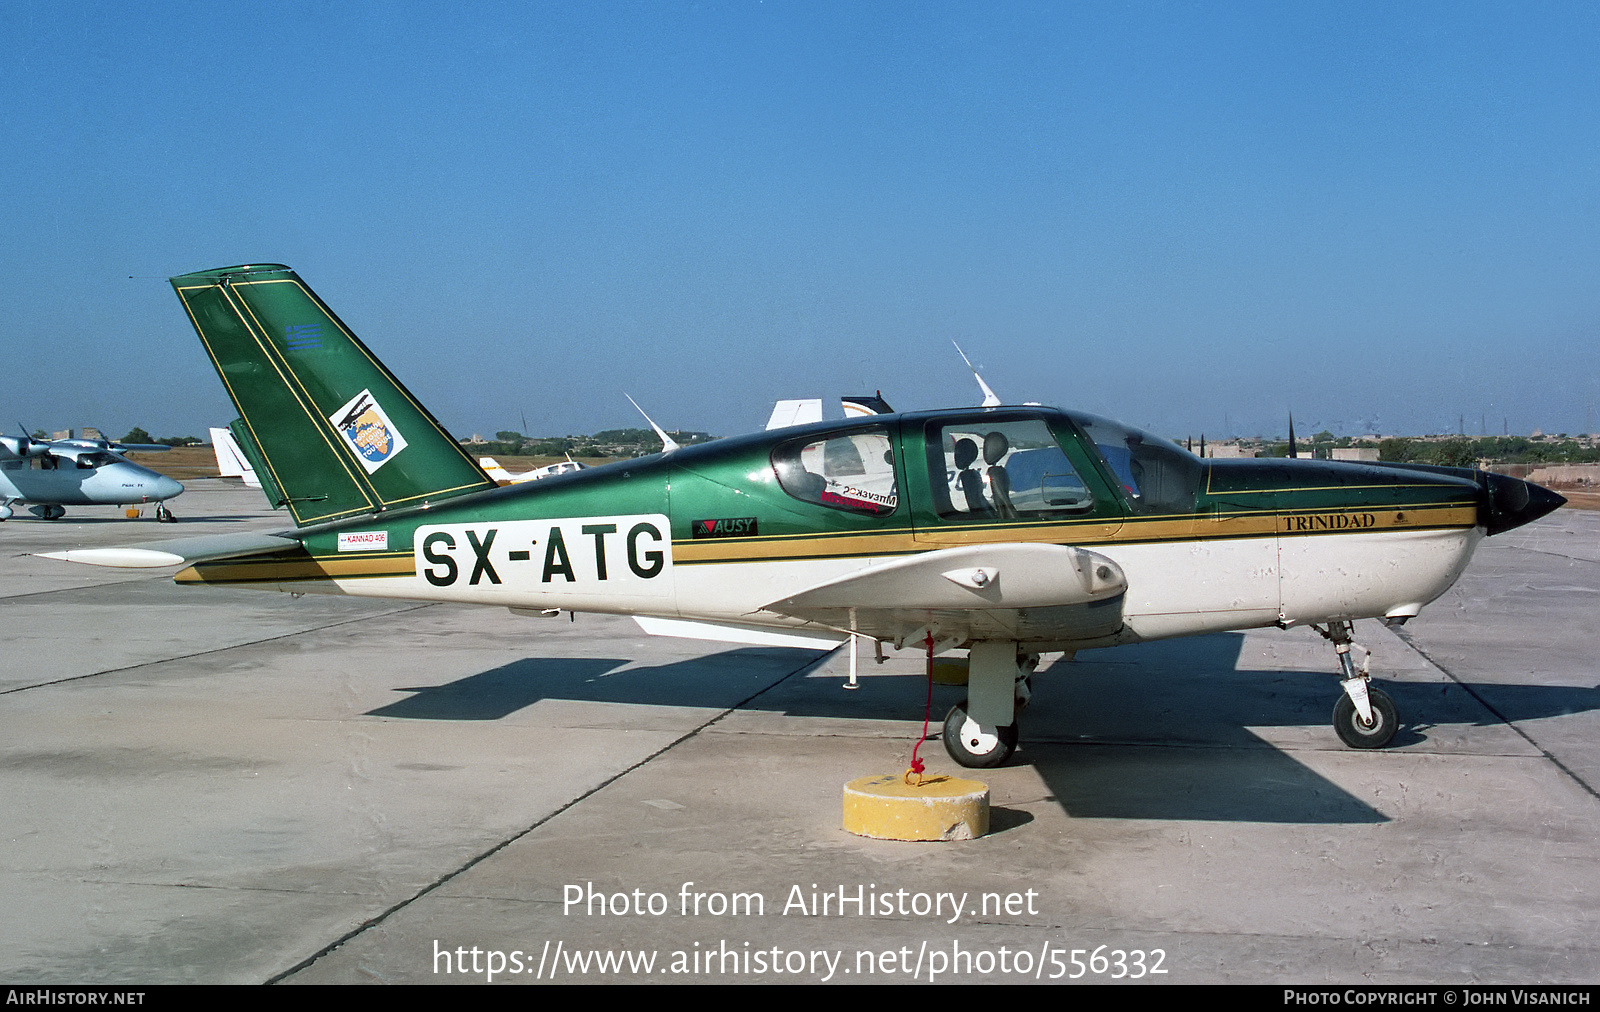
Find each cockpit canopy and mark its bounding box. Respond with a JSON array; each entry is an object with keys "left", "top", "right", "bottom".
[{"left": 1064, "top": 411, "right": 1203, "bottom": 515}]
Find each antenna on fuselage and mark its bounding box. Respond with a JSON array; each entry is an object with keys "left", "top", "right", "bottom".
[
  {"left": 953, "top": 342, "right": 1002, "bottom": 407},
  {"left": 1287, "top": 412, "right": 1297, "bottom": 459},
  {"left": 624, "top": 393, "right": 680, "bottom": 453}
]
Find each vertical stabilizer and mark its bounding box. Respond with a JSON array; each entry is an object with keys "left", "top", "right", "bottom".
[
  {"left": 766, "top": 399, "right": 824, "bottom": 430},
  {"left": 171, "top": 265, "right": 495, "bottom": 526},
  {"left": 209, "top": 423, "right": 263, "bottom": 489}
]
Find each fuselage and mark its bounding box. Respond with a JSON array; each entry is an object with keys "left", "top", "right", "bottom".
[
  {"left": 0, "top": 449, "right": 183, "bottom": 507},
  {"left": 176, "top": 406, "right": 1554, "bottom": 650}
]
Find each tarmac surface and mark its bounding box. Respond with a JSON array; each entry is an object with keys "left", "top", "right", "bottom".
[{"left": 2, "top": 480, "right": 1597, "bottom": 985}]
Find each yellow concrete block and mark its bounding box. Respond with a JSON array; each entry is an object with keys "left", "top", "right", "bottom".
[{"left": 842, "top": 773, "right": 989, "bottom": 841}]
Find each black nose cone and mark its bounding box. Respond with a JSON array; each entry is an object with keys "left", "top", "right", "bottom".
[{"left": 1483, "top": 472, "right": 1567, "bottom": 536}]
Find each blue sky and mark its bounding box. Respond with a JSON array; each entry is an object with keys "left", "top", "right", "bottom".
[{"left": 2, "top": 1, "right": 1597, "bottom": 442}]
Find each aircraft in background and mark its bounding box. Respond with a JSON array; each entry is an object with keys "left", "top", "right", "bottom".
[
  {"left": 478, "top": 455, "right": 586, "bottom": 485},
  {"left": 766, "top": 393, "right": 894, "bottom": 431},
  {"left": 954, "top": 342, "right": 1002, "bottom": 408},
  {"left": 211, "top": 425, "right": 262, "bottom": 489},
  {"left": 1, "top": 432, "right": 182, "bottom": 521},
  {"left": 49, "top": 264, "right": 1566, "bottom": 767}
]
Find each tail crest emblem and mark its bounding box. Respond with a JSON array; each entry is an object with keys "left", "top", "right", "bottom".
[{"left": 330, "top": 390, "right": 408, "bottom": 473}]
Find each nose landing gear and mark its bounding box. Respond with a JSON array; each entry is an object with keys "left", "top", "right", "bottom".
[{"left": 1315, "top": 620, "right": 1399, "bottom": 749}]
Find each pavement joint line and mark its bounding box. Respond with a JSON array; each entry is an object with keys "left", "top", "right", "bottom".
[
  {"left": 1504, "top": 546, "right": 1600, "bottom": 566},
  {"left": 0, "top": 568, "right": 173, "bottom": 602},
  {"left": 263, "top": 642, "right": 843, "bottom": 985},
  {"left": 0, "top": 602, "right": 439, "bottom": 697},
  {"left": 1390, "top": 626, "right": 1600, "bottom": 804},
  {"left": 66, "top": 878, "right": 380, "bottom": 897}
]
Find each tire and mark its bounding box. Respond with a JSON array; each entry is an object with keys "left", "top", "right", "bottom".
[
  {"left": 942, "top": 701, "right": 1018, "bottom": 768},
  {"left": 1332, "top": 686, "right": 1398, "bottom": 749}
]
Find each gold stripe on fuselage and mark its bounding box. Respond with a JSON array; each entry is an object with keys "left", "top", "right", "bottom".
[
  {"left": 176, "top": 503, "right": 1478, "bottom": 583},
  {"left": 176, "top": 552, "right": 413, "bottom": 584},
  {"left": 673, "top": 502, "right": 1478, "bottom": 565}
]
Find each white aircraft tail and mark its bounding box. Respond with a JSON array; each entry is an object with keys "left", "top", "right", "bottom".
[
  {"left": 209, "top": 427, "right": 261, "bottom": 488},
  {"left": 765, "top": 399, "right": 824, "bottom": 430},
  {"left": 478, "top": 456, "right": 514, "bottom": 484}
]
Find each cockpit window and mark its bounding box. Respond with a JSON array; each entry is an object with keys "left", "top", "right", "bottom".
[
  {"left": 1066, "top": 411, "right": 1202, "bottom": 515},
  {"left": 926, "top": 416, "right": 1094, "bottom": 520},
  {"left": 771, "top": 426, "right": 899, "bottom": 516},
  {"left": 75, "top": 451, "right": 118, "bottom": 468}
]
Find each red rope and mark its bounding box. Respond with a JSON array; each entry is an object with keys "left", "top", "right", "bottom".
[{"left": 906, "top": 631, "right": 934, "bottom": 782}]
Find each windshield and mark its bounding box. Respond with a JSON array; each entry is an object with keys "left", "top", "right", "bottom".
[
  {"left": 74, "top": 451, "right": 120, "bottom": 468},
  {"left": 1065, "top": 411, "right": 1203, "bottom": 515}
]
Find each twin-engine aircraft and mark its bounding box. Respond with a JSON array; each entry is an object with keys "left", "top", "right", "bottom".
[
  {"left": 46, "top": 265, "right": 1565, "bottom": 766},
  {"left": 1, "top": 432, "right": 183, "bottom": 521}
]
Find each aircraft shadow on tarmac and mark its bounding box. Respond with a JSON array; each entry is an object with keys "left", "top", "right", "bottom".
[
  {"left": 364, "top": 633, "right": 1600, "bottom": 826},
  {"left": 367, "top": 648, "right": 824, "bottom": 721}
]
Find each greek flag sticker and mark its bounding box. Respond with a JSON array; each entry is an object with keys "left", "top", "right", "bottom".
[{"left": 329, "top": 389, "right": 409, "bottom": 474}]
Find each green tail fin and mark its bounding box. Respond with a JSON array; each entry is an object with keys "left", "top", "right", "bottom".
[{"left": 172, "top": 265, "right": 495, "bottom": 526}]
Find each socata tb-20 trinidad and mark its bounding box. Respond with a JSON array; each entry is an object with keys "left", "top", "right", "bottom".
[{"left": 46, "top": 264, "right": 1565, "bottom": 767}]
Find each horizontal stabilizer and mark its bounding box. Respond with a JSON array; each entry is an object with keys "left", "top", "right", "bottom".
[{"left": 39, "top": 532, "right": 301, "bottom": 569}]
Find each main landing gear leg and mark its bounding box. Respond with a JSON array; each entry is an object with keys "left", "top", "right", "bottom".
[
  {"left": 942, "top": 641, "right": 1033, "bottom": 768},
  {"left": 1317, "top": 620, "right": 1398, "bottom": 749}
]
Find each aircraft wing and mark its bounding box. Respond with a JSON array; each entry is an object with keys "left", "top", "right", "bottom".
[
  {"left": 758, "top": 542, "right": 1128, "bottom": 646},
  {"left": 109, "top": 443, "right": 172, "bottom": 453},
  {"left": 38, "top": 532, "right": 301, "bottom": 569}
]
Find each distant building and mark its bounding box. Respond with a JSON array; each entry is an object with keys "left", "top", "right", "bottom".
[
  {"left": 1331, "top": 447, "right": 1380, "bottom": 462},
  {"left": 1204, "top": 443, "right": 1255, "bottom": 458},
  {"left": 1528, "top": 464, "right": 1599, "bottom": 488}
]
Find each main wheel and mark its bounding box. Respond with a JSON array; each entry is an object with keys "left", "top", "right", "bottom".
[
  {"left": 1332, "top": 686, "right": 1398, "bottom": 749},
  {"left": 942, "top": 701, "right": 1018, "bottom": 768}
]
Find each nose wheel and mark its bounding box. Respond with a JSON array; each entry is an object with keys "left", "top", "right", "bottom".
[
  {"left": 155, "top": 503, "right": 176, "bottom": 523},
  {"left": 1315, "top": 620, "right": 1399, "bottom": 749},
  {"left": 1333, "top": 687, "right": 1398, "bottom": 749}
]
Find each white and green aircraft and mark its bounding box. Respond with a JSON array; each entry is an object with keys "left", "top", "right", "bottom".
[{"left": 45, "top": 264, "right": 1566, "bottom": 766}]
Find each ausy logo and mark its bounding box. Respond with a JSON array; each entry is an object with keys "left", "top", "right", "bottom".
[
  {"left": 691, "top": 517, "right": 758, "bottom": 539},
  {"left": 330, "top": 389, "right": 409, "bottom": 474}
]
